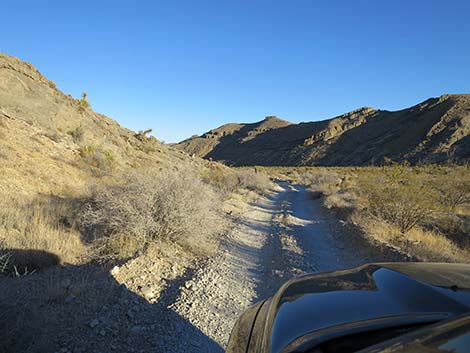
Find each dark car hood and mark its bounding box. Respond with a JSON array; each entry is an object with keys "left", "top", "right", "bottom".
[{"left": 261, "top": 263, "right": 470, "bottom": 353}]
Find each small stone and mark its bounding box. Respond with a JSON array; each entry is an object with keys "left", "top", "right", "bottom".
[
  {"left": 141, "top": 285, "right": 156, "bottom": 299},
  {"left": 110, "top": 266, "right": 120, "bottom": 276},
  {"left": 99, "top": 329, "right": 106, "bottom": 336},
  {"left": 89, "top": 319, "right": 99, "bottom": 328}
]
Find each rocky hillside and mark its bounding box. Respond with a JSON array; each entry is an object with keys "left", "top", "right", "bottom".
[
  {"left": 177, "top": 115, "right": 292, "bottom": 159},
  {"left": 0, "top": 53, "right": 199, "bottom": 197},
  {"left": 176, "top": 95, "right": 470, "bottom": 166}
]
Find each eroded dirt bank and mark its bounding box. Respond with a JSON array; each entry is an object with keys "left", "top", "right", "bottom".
[{"left": 161, "top": 182, "right": 405, "bottom": 352}]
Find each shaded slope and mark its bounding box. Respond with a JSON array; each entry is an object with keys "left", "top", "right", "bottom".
[
  {"left": 176, "top": 95, "right": 470, "bottom": 166},
  {"left": 176, "top": 116, "right": 292, "bottom": 162}
]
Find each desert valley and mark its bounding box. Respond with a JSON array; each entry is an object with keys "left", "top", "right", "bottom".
[{"left": 0, "top": 52, "right": 469, "bottom": 353}]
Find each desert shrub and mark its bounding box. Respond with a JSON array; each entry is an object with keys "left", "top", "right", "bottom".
[
  {"left": 235, "top": 169, "right": 272, "bottom": 194},
  {"left": 81, "top": 166, "right": 225, "bottom": 258},
  {"left": 0, "top": 196, "right": 84, "bottom": 272},
  {"left": 79, "top": 144, "right": 95, "bottom": 158},
  {"left": 201, "top": 166, "right": 271, "bottom": 196},
  {"left": 301, "top": 169, "right": 341, "bottom": 196},
  {"left": 132, "top": 129, "right": 162, "bottom": 153},
  {"left": 104, "top": 150, "right": 115, "bottom": 163},
  {"left": 201, "top": 165, "right": 240, "bottom": 197},
  {"left": 435, "top": 179, "right": 470, "bottom": 212},
  {"left": 293, "top": 165, "right": 470, "bottom": 262},
  {"left": 68, "top": 126, "right": 85, "bottom": 143},
  {"left": 79, "top": 145, "right": 116, "bottom": 172},
  {"left": 135, "top": 129, "right": 153, "bottom": 142},
  {"left": 77, "top": 92, "right": 90, "bottom": 111},
  {"left": 358, "top": 166, "right": 434, "bottom": 234},
  {"left": 323, "top": 191, "right": 356, "bottom": 210}
]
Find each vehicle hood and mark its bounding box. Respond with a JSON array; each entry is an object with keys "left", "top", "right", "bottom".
[{"left": 262, "top": 263, "right": 470, "bottom": 353}]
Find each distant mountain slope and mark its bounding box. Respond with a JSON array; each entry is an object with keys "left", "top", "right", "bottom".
[
  {"left": 177, "top": 116, "right": 292, "bottom": 159},
  {"left": 0, "top": 53, "right": 198, "bottom": 197},
  {"left": 175, "top": 95, "right": 470, "bottom": 166}
]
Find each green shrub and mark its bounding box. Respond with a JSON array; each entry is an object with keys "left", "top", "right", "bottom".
[
  {"left": 77, "top": 92, "right": 90, "bottom": 112},
  {"left": 78, "top": 145, "right": 115, "bottom": 172},
  {"left": 104, "top": 150, "right": 115, "bottom": 164},
  {"left": 79, "top": 145, "right": 95, "bottom": 158}
]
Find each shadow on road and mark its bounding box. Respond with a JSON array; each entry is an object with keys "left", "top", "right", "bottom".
[{"left": 0, "top": 249, "right": 222, "bottom": 353}]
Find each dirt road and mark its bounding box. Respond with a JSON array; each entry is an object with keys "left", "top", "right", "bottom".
[{"left": 157, "top": 182, "right": 403, "bottom": 352}]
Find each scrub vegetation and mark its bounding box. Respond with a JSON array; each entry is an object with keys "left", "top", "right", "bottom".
[
  {"left": 0, "top": 164, "right": 273, "bottom": 273},
  {"left": 81, "top": 166, "right": 226, "bottom": 259},
  {"left": 294, "top": 164, "right": 470, "bottom": 262}
]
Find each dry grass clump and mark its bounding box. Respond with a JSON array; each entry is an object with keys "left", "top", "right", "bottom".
[
  {"left": 81, "top": 166, "right": 226, "bottom": 259},
  {"left": 0, "top": 196, "right": 85, "bottom": 273},
  {"left": 427, "top": 213, "right": 470, "bottom": 249},
  {"left": 355, "top": 214, "right": 469, "bottom": 263}
]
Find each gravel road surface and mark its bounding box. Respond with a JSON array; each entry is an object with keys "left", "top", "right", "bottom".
[{"left": 159, "top": 182, "right": 400, "bottom": 352}]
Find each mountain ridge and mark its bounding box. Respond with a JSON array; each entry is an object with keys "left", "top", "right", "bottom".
[{"left": 176, "top": 94, "right": 470, "bottom": 166}]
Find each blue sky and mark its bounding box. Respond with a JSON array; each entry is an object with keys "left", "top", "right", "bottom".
[{"left": 3, "top": 1, "right": 469, "bottom": 142}]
